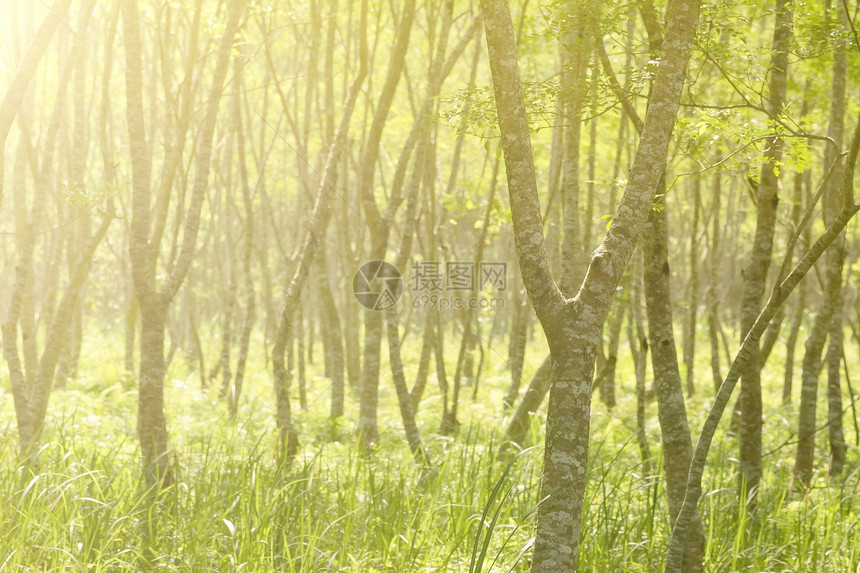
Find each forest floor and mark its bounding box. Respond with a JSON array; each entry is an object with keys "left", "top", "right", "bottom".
[{"left": 0, "top": 327, "right": 858, "bottom": 572}]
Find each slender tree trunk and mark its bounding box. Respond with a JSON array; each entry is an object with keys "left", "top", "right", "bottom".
[
  {"left": 411, "top": 312, "right": 434, "bottom": 411},
  {"left": 503, "top": 355, "right": 552, "bottom": 450},
  {"left": 268, "top": 0, "right": 368, "bottom": 458},
  {"left": 628, "top": 251, "right": 652, "bottom": 473},
  {"left": 218, "top": 291, "right": 236, "bottom": 399},
  {"left": 596, "top": 301, "right": 623, "bottom": 409},
  {"left": 297, "top": 305, "right": 308, "bottom": 410},
  {"left": 708, "top": 172, "right": 723, "bottom": 394},
  {"left": 642, "top": 198, "right": 705, "bottom": 573},
  {"left": 684, "top": 177, "right": 701, "bottom": 396},
  {"left": 826, "top": 290, "right": 847, "bottom": 477},
  {"left": 504, "top": 284, "right": 529, "bottom": 409},
  {"left": 386, "top": 310, "right": 431, "bottom": 466},
  {"left": 318, "top": 249, "right": 345, "bottom": 419},
  {"left": 737, "top": 0, "right": 791, "bottom": 502},
  {"left": 783, "top": 168, "right": 811, "bottom": 402},
  {"left": 355, "top": 0, "right": 419, "bottom": 446},
  {"left": 795, "top": 4, "right": 847, "bottom": 487}
]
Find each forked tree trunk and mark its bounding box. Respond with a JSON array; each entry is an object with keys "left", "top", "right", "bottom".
[
  {"left": 355, "top": 0, "right": 419, "bottom": 445},
  {"left": 3, "top": 216, "right": 111, "bottom": 457},
  {"left": 121, "top": 0, "right": 243, "bottom": 487},
  {"left": 481, "top": 0, "right": 699, "bottom": 568}
]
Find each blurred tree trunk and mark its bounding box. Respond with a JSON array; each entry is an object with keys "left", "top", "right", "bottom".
[
  {"left": 823, "top": 14, "right": 849, "bottom": 479},
  {"left": 0, "top": 0, "right": 72, "bottom": 210},
  {"left": 4, "top": 215, "right": 111, "bottom": 457},
  {"left": 503, "top": 355, "right": 552, "bottom": 450},
  {"left": 410, "top": 313, "right": 434, "bottom": 410},
  {"left": 683, "top": 177, "right": 701, "bottom": 396},
  {"left": 318, "top": 248, "right": 345, "bottom": 419},
  {"left": 795, "top": 8, "right": 848, "bottom": 485},
  {"left": 356, "top": 0, "right": 418, "bottom": 445},
  {"left": 442, "top": 35, "right": 483, "bottom": 434},
  {"left": 783, "top": 170, "right": 810, "bottom": 402},
  {"left": 707, "top": 171, "right": 723, "bottom": 394},
  {"left": 230, "top": 62, "right": 256, "bottom": 418},
  {"left": 121, "top": 0, "right": 242, "bottom": 487},
  {"left": 628, "top": 252, "right": 651, "bottom": 473},
  {"left": 503, "top": 281, "right": 529, "bottom": 409},
  {"left": 267, "top": 0, "right": 368, "bottom": 458},
  {"left": 595, "top": 301, "right": 622, "bottom": 409}
]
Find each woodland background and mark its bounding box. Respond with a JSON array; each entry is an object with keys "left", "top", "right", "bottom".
[{"left": 0, "top": 0, "right": 859, "bottom": 570}]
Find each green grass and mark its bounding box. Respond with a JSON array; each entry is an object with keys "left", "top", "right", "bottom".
[{"left": 0, "top": 327, "right": 858, "bottom": 571}]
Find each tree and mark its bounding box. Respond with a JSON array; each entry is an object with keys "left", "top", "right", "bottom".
[
  {"left": 121, "top": 0, "right": 244, "bottom": 486},
  {"left": 667, "top": 118, "right": 860, "bottom": 573},
  {"left": 480, "top": 0, "right": 700, "bottom": 567},
  {"left": 0, "top": 0, "right": 72, "bottom": 211},
  {"left": 737, "top": 0, "right": 792, "bottom": 503}
]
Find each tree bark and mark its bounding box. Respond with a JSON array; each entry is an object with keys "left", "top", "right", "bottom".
[
  {"left": 122, "top": 0, "right": 244, "bottom": 487},
  {"left": 642, "top": 199, "right": 705, "bottom": 572},
  {"left": 481, "top": 0, "right": 700, "bottom": 567},
  {"left": 737, "top": 0, "right": 791, "bottom": 502}
]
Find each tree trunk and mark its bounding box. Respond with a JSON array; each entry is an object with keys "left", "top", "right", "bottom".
[
  {"left": 503, "top": 284, "right": 529, "bottom": 409},
  {"left": 684, "top": 177, "right": 701, "bottom": 396},
  {"left": 503, "top": 355, "right": 552, "bottom": 450},
  {"left": 642, "top": 200, "right": 705, "bottom": 573},
  {"left": 318, "top": 249, "right": 345, "bottom": 419},
  {"left": 628, "top": 252, "right": 652, "bottom": 473},
  {"left": 0, "top": 0, "right": 72, "bottom": 209},
  {"left": 138, "top": 304, "right": 172, "bottom": 485},
  {"left": 737, "top": 0, "right": 791, "bottom": 502},
  {"left": 267, "top": 0, "right": 368, "bottom": 458},
  {"left": 121, "top": 0, "right": 243, "bottom": 486},
  {"left": 481, "top": 0, "right": 699, "bottom": 567},
  {"left": 783, "top": 171, "right": 809, "bottom": 402},
  {"left": 795, "top": 3, "right": 847, "bottom": 487},
  {"left": 707, "top": 172, "right": 723, "bottom": 394}
]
